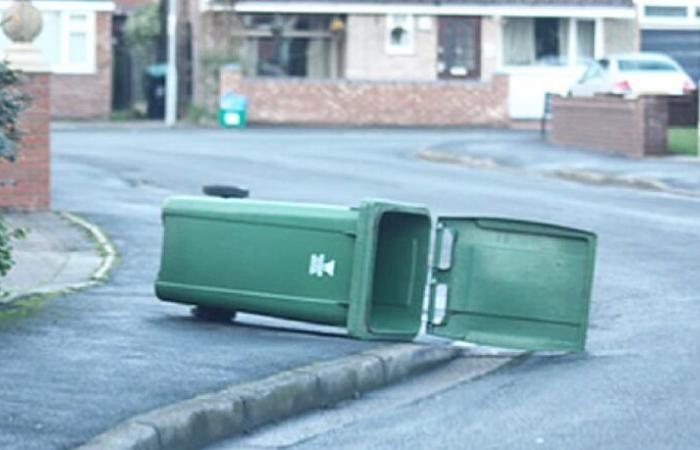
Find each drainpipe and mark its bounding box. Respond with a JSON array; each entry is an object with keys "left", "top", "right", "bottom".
[{"left": 165, "top": 0, "right": 178, "bottom": 127}]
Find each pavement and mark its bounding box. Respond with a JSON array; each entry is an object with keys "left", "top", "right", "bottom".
[
  {"left": 0, "top": 211, "right": 115, "bottom": 304},
  {"left": 1, "top": 125, "right": 698, "bottom": 450},
  {"left": 418, "top": 129, "right": 700, "bottom": 197}
]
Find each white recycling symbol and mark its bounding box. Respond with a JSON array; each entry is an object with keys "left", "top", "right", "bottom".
[{"left": 309, "top": 253, "right": 336, "bottom": 278}]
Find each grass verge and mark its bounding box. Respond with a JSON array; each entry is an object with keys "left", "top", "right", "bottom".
[{"left": 668, "top": 127, "right": 698, "bottom": 156}]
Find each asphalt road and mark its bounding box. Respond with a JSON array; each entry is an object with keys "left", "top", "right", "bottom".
[
  {"left": 1, "top": 127, "right": 698, "bottom": 449},
  {"left": 211, "top": 129, "right": 697, "bottom": 450}
]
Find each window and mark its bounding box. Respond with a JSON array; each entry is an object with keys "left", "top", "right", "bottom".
[
  {"left": 644, "top": 6, "right": 688, "bottom": 17},
  {"left": 66, "top": 14, "right": 90, "bottom": 66},
  {"left": 503, "top": 18, "right": 569, "bottom": 66},
  {"left": 437, "top": 17, "right": 480, "bottom": 79},
  {"left": 0, "top": 10, "right": 95, "bottom": 73},
  {"left": 503, "top": 17, "right": 594, "bottom": 67},
  {"left": 385, "top": 14, "right": 414, "bottom": 55},
  {"left": 240, "top": 14, "right": 343, "bottom": 78},
  {"left": 618, "top": 59, "right": 678, "bottom": 72}
]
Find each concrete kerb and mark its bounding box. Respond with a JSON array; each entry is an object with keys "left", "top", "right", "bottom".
[
  {"left": 59, "top": 211, "right": 118, "bottom": 282},
  {"left": 417, "top": 148, "right": 700, "bottom": 198},
  {"left": 1, "top": 211, "right": 117, "bottom": 305},
  {"left": 75, "top": 344, "right": 466, "bottom": 450}
]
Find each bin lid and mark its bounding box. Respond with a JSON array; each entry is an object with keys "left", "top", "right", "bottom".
[
  {"left": 220, "top": 92, "right": 248, "bottom": 109},
  {"left": 427, "top": 217, "right": 596, "bottom": 352},
  {"left": 145, "top": 63, "right": 167, "bottom": 78}
]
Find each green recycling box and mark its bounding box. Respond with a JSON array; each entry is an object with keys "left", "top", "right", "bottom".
[
  {"left": 219, "top": 93, "right": 248, "bottom": 128},
  {"left": 155, "top": 197, "right": 596, "bottom": 351}
]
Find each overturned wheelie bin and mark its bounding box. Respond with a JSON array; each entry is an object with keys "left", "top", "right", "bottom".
[{"left": 155, "top": 197, "right": 596, "bottom": 351}]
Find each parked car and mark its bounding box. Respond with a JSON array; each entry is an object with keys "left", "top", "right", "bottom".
[{"left": 569, "top": 53, "right": 696, "bottom": 98}]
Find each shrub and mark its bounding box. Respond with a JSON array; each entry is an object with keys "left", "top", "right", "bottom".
[{"left": 0, "top": 61, "right": 31, "bottom": 280}]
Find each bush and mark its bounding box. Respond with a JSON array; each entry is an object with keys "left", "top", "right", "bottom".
[
  {"left": 0, "top": 61, "right": 31, "bottom": 280},
  {"left": 124, "top": 3, "right": 161, "bottom": 48},
  {"left": 0, "top": 220, "right": 24, "bottom": 278},
  {"left": 0, "top": 61, "right": 31, "bottom": 162}
]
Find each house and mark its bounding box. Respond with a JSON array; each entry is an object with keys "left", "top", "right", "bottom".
[
  {"left": 184, "top": 0, "right": 639, "bottom": 124},
  {"left": 636, "top": 0, "right": 700, "bottom": 82},
  {"left": 0, "top": 0, "right": 115, "bottom": 119}
]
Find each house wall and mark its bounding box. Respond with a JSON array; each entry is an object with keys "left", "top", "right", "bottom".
[
  {"left": 604, "top": 18, "right": 640, "bottom": 55},
  {"left": 51, "top": 12, "right": 113, "bottom": 119},
  {"left": 344, "top": 15, "right": 437, "bottom": 80},
  {"left": 480, "top": 16, "right": 499, "bottom": 81},
  {"left": 221, "top": 65, "right": 508, "bottom": 126}
]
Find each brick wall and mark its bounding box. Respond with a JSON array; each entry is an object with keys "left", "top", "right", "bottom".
[
  {"left": 0, "top": 72, "right": 51, "bottom": 211},
  {"left": 667, "top": 92, "right": 698, "bottom": 127},
  {"left": 345, "top": 15, "right": 437, "bottom": 81},
  {"left": 549, "top": 95, "right": 668, "bottom": 158},
  {"left": 221, "top": 66, "right": 508, "bottom": 126},
  {"left": 51, "top": 12, "right": 112, "bottom": 119}
]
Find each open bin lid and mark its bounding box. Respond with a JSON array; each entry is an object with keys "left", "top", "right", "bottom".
[{"left": 427, "top": 218, "right": 596, "bottom": 352}]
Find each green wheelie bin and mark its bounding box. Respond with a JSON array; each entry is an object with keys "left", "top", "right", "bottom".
[{"left": 155, "top": 197, "right": 597, "bottom": 351}]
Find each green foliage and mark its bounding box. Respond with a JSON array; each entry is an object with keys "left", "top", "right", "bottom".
[
  {"left": 0, "top": 61, "right": 31, "bottom": 162},
  {"left": 0, "top": 62, "right": 30, "bottom": 280},
  {"left": 186, "top": 102, "right": 216, "bottom": 124},
  {"left": 124, "top": 3, "right": 161, "bottom": 48},
  {"left": 0, "top": 218, "right": 25, "bottom": 279}
]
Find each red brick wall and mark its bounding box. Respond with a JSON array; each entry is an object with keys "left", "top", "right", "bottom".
[
  {"left": 549, "top": 95, "right": 668, "bottom": 158},
  {"left": 0, "top": 72, "right": 51, "bottom": 211},
  {"left": 220, "top": 66, "right": 509, "bottom": 126},
  {"left": 51, "top": 12, "right": 113, "bottom": 119}
]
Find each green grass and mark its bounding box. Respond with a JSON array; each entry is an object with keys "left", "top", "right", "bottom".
[
  {"left": 0, "top": 294, "right": 47, "bottom": 322},
  {"left": 667, "top": 127, "right": 698, "bottom": 156}
]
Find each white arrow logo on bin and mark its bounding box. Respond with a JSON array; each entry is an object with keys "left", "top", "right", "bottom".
[{"left": 309, "top": 254, "right": 335, "bottom": 278}]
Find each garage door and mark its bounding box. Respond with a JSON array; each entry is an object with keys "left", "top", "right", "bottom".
[{"left": 642, "top": 30, "right": 700, "bottom": 82}]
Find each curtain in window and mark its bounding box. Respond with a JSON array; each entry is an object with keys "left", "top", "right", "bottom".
[
  {"left": 503, "top": 18, "right": 535, "bottom": 66},
  {"left": 577, "top": 20, "right": 595, "bottom": 64},
  {"left": 557, "top": 19, "right": 569, "bottom": 65}
]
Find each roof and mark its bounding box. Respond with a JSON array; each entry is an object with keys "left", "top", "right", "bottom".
[
  {"left": 227, "top": 0, "right": 636, "bottom": 18},
  {"left": 234, "top": 0, "right": 634, "bottom": 6}
]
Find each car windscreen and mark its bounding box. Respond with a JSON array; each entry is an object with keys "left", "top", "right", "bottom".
[{"left": 618, "top": 59, "right": 678, "bottom": 72}]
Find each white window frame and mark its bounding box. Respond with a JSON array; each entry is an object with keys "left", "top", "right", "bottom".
[
  {"left": 0, "top": 4, "right": 103, "bottom": 74},
  {"left": 499, "top": 17, "right": 601, "bottom": 70},
  {"left": 385, "top": 14, "right": 415, "bottom": 55},
  {"left": 52, "top": 11, "right": 97, "bottom": 74},
  {"left": 637, "top": 1, "right": 700, "bottom": 29}
]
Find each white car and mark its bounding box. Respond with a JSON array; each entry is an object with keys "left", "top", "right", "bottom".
[{"left": 569, "top": 53, "right": 696, "bottom": 98}]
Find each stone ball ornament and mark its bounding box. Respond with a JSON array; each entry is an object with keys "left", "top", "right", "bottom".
[{"left": 2, "top": 0, "right": 43, "bottom": 44}]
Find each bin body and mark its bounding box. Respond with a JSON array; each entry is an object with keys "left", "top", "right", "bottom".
[
  {"left": 219, "top": 93, "right": 248, "bottom": 128},
  {"left": 144, "top": 64, "right": 167, "bottom": 119},
  {"left": 155, "top": 197, "right": 432, "bottom": 340}
]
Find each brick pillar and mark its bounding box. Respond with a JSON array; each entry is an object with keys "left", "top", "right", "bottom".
[
  {"left": 0, "top": 42, "right": 51, "bottom": 211},
  {"left": 0, "top": 70, "right": 51, "bottom": 211},
  {"left": 219, "top": 64, "right": 243, "bottom": 98}
]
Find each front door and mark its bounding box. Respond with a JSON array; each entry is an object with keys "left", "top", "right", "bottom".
[{"left": 437, "top": 17, "right": 480, "bottom": 79}]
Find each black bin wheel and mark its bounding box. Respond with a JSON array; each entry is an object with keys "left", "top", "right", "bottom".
[
  {"left": 202, "top": 185, "right": 249, "bottom": 199},
  {"left": 191, "top": 306, "right": 237, "bottom": 323}
]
